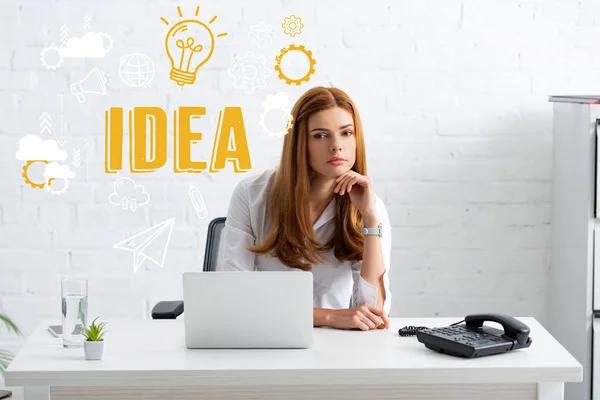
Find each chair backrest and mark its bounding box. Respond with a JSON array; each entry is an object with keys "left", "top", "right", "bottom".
[
  {"left": 203, "top": 216, "right": 351, "bottom": 306},
  {"left": 203, "top": 217, "right": 227, "bottom": 271}
]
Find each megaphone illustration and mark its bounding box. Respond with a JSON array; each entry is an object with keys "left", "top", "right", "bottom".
[{"left": 70, "top": 68, "right": 107, "bottom": 103}]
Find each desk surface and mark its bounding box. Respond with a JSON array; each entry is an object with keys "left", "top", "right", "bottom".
[{"left": 5, "top": 317, "right": 582, "bottom": 387}]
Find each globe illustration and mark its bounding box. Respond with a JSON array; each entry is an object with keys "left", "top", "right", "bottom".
[{"left": 119, "top": 53, "right": 155, "bottom": 88}]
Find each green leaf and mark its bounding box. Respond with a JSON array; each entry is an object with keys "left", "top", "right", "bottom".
[
  {"left": 0, "top": 314, "right": 20, "bottom": 378},
  {"left": 0, "top": 350, "right": 14, "bottom": 378},
  {"left": 0, "top": 354, "right": 12, "bottom": 363},
  {"left": 0, "top": 314, "right": 21, "bottom": 336},
  {"left": 83, "top": 317, "right": 107, "bottom": 341}
]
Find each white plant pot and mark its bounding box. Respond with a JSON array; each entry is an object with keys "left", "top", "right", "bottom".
[{"left": 84, "top": 340, "right": 104, "bottom": 360}]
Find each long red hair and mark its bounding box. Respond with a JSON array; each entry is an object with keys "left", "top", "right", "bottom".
[{"left": 247, "top": 87, "right": 367, "bottom": 271}]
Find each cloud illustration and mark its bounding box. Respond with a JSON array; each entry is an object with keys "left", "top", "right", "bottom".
[
  {"left": 109, "top": 177, "right": 150, "bottom": 211},
  {"left": 44, "top": 162, "right": 75, "bottom": 179},
  {"left": 59, "top": 32, "right": 112, "bottom": 58},
  {"left": 16, "top": 134, "right": 67, "bottom": 161}
]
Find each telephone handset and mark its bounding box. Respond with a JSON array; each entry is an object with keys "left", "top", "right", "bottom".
[{"left": 398, "top": 313, "right": 533, "bottom": 358}]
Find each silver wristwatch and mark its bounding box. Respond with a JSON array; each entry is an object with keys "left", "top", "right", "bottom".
[{"left": 361, "top": 222, "right": 383, "bottom": 237}]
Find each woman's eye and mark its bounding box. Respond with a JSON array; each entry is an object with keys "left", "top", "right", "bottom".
[{"left": 313, "top": 131, "right": 352, "bottom": 139}]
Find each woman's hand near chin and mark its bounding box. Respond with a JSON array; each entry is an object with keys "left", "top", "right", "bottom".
[{"left": 333, "top": 171, "right": 377, "bottom": 219}]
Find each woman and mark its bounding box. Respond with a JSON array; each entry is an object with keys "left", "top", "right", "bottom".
[{"left": 219, "top": 86, "right": 392, "bottom": 331}]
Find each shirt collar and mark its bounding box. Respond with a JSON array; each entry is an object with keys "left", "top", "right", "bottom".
[{"left": 313, "top": 197, "right": 336, "bottom": 231}]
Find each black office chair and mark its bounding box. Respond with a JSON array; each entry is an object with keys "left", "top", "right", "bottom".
[{"left": 151, "top": 217, "right": 226, "bottom": 319}]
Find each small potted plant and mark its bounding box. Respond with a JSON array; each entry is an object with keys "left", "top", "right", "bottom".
[{"left": 83, "top": 317, "right": 106, "bottom": 360}]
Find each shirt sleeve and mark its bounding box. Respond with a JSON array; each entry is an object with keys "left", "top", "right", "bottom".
[
  {"left": 218, "top": 180, "right": 257, "bottom": 272},
  {"left": 350, "top": 196, "right": 392, "bottom": 315}
]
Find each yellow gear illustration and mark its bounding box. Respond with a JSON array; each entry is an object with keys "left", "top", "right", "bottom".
[
  {"left": 285, "top": 114, "right": 294, "bottom": 136},
  {"left": 274, "top": 44, "right": 316, "bottom": 86},
  {"left": 282, "top": 15, "right": 304, "bottom": 37},
  {"left": 21, "top": 160, "right": 52, "bottom": 189}
]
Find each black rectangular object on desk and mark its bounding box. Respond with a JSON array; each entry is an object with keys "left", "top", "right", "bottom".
[
  {"left": 415, "top": 323, "right": 531, "bottom": 358},
  {"left": 151, "top": 300, "right": 184, "bottom": 319}
]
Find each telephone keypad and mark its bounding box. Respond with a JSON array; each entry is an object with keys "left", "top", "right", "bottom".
[{"left": 425, "top": 326, "right": 509, "bottom": 347}]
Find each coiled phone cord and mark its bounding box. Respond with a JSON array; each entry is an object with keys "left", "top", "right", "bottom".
[
  {"left": 397, "top": 325, "right": 428, "bottom": 336},
  {"left": 398, "top": 319, "right": 465, "bottom": 337}
]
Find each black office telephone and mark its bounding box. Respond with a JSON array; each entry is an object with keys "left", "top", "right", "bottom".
[{"left": 398, "top": 313, "right": 532, "bottom": 358}]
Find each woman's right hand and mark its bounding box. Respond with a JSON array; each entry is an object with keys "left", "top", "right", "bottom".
[{"left": 327, "top": 303, "right": 390, "bottom": 331}]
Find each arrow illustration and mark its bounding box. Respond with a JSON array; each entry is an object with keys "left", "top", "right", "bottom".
[
  {"left": 39, "top": 112, "right": 51, "bottom": 135},
  {"left": 83, "top": 16, "right": 91, "bottom": 30},
  {"left": 72, "top": 148, "right": 81, "bottom": 167},
  {"left": 60, "top": 24, "right": 70, "bottom": 48},
  {"left": 83, "top": 142, "right": 91, "bottom": 183}
]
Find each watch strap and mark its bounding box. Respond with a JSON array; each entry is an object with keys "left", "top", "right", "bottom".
[{"left": 361, "top": 222, "right": 383, "bottom": 237}]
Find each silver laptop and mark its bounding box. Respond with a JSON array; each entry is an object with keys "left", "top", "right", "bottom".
[{"left": 182, "top": 271, "right": 313, "bottom": 349}]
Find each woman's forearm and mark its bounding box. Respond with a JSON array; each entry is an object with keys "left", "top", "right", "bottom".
[
  {"left": 359, "top": 214, "right": 386, "bottom": 309},
  {"left": 313, "top": 307, "right": 332, "bottom": 327}
]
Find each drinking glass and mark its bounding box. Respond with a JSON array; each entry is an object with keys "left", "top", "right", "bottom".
[{"left": 61, "top": 278, "right": 88, "bottom": 348}]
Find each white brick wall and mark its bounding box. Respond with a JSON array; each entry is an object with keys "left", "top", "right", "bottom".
[{"left": 1, "top": 0, "right": 598, "bottom": 367}]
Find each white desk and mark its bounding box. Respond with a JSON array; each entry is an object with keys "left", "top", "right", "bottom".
[{"left": 4, "top": 317, "right": 582, "bottom": 400}]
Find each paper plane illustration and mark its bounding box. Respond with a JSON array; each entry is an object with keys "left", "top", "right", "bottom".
[{"left": 114, "top": 218, "right": 175, "bottom": 273}]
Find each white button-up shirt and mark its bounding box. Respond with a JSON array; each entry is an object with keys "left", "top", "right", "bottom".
[{"left": 218, "top": 168, "right": 392, "bottom": 315}]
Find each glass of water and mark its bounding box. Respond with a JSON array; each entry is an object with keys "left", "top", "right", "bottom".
[{"left": 61, "top": 278, "right": 88, "bottom": 348}]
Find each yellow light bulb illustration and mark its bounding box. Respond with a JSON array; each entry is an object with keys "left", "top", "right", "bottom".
[{"left": 161, "top": 6, "right": 228, "bottom": 86}]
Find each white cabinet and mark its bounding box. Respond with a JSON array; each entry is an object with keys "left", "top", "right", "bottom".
[
  {"left": 595, "top": 226, "right": 600, "bottom": 312},
  {"left": 549, "top": 96, "right": 600, "bottom": 400},
  {"left": 594, "top": 319, "right": 600, "bottom": 400},
  {"left": 597, "top": 120, "right": 600, "bottom": 220}
]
